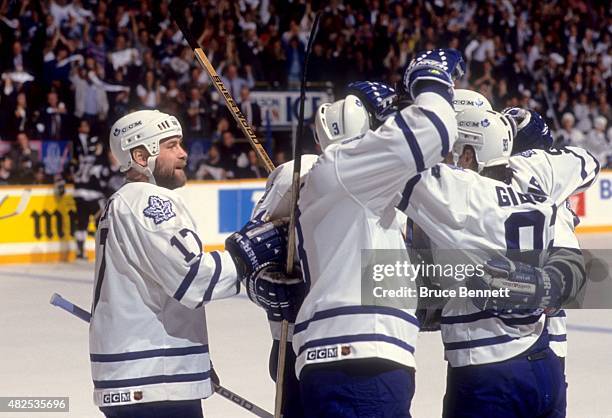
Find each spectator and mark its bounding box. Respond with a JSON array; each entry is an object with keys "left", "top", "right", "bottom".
[
  {"left": 0, "top": 155, "right": 15, "bottom": 185},
  {"left": 9, "top": 132, "right": 39, "bottom": 183},
  {"left": 238, "top": 86, "right": 261, "bottom": 133},
  {"left": 136, "top": 70, "right": 165, "bottom": 109},
  {"left": 218, "top": 130, "right": 245, "bottom": 178},
  {"left": 37, "top": 91, "right": 70, "bottom": 140},
  {"left": 196, "top": 144, "right": 226, "bottom": 180},
  {"left": 555, "top": 113, "right": 585, "bottom": 148},
  {"left": 220, "top": 63, "right": 254, "bottom": 100},
  {"left": 585, "top": 116, "right": 610, "bottom": 167},
  {"left": 183, "top": 87, "right": 211, "bottom": 140},
  {"left": 238, "top": 150, "right": 265, "bottom": 179}
]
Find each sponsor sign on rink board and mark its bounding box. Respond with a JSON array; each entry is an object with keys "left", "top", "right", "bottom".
[{"left": 0, "top": 172, "right": 611, "bottom": 264}]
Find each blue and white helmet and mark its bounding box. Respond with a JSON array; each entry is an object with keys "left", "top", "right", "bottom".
[
  {"left": 314, "top": 95, "right": 370, "bottom": 150},
  {"left": 454, "top": 108, "right": 514, "bottom": 172},
  {"left": 502, "top": 107, "right": 553, "bottom": 154}
]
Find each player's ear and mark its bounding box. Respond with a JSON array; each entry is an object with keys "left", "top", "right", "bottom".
[{"left": 131, "top": 146, "right": 149, "bottom": 167}]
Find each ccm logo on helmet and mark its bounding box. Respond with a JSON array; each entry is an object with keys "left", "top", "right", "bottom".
[
  {"left": 453, "top": 99, "right": 485, "bottom": 107},
  {"left": 113, "top": 120, "right": 143, "bottom": 137}
]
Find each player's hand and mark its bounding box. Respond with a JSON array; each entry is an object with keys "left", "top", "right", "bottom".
[
  {"left": 246, "top": 263, "right": 307, "bottom": 323},
  {"left": 347, "top": 81, "right": 397, "bottom": 122},
  {"left": 403, "top": 48, "right": 465, "bottom": 101},
  {"left": 225, "top": 218, "right": 288, "bottom": 279},
  {"left": 467, "top": 257, "right": 562, "bottom": 314}
]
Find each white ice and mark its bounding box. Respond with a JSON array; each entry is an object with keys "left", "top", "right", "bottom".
[{"left": 0, "top": 234, "right": 611, "bottom": 417}]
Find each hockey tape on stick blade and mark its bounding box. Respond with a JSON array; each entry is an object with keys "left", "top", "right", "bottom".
[{"left": 49, "top": 293, "right": 273, "bottom": 418}]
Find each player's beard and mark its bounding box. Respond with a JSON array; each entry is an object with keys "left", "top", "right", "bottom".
[{"left": 153, "top": 159, "right": 187, "bottom": 190}]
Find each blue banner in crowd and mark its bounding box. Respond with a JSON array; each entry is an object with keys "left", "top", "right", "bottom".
[{"left": 42, "top": 140, "right": 70, "bottom": 175}]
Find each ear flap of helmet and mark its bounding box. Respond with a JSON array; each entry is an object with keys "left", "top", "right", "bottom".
[
  {"left": 455, "top": 109, "right": 514, "bottom": 172},
  {"left": 314, "top": 95, "right": 370, "bottom": 150}
]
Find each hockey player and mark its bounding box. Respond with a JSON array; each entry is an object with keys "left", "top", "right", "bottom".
[
  {"left": 72, "top": 119, "right": 108, "bottom": 260},
  {"left": 291, "top": 49, "right": 464, "bottom": 416},
  {"left": 401, "top": 107, "right": 594, "bottom": 417},
  {"left": 90, "top": 110, "right": 284, "bottom": 418},
  {"left": 226, "top": 155, "right": 318, "bottom": 418}
]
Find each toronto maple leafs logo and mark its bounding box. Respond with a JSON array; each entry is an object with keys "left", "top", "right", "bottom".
[
  {"left": 481, "top": 119, "right": 490, "bottom": 128},
  {"left": 143, "top": 196, "right": 176, "bottom": 224},
  {"left": 475, "top": 98, "right": 484, "bottom": 107}
]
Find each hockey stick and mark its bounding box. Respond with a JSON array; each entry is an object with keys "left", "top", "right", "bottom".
[
  {"left": 0, "top": 188, "right": 32, "bottom": 220},
  {"left": 49, "top": 293, "right": 273, "bottom": 418},
  {"left": 276, "top": 11, "right": 323, "bottom": 418},
  {"left": 169, "top": 0, "right": 275, "bottom": 174}
]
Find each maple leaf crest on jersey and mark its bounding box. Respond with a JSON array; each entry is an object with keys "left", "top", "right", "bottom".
[{"left": 143, "top": 195, "right": 176, "bottom": 224}]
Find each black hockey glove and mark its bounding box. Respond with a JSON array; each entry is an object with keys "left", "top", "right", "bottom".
[
  {"left": 467, "top": 257, "right": 563, "bottom": 314},
  {"left": 225, "top": 218, "right": 288, "bottom": 280},
  {"left": 245, "top": 263, "right": 307, "bottom": 323}
]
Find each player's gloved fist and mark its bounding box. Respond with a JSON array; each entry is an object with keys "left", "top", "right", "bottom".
[
  {"left": 502, "top": 107, "right": 553, "bottom": 154},
  {"left": 225, "top": 218, "right": 288, "bottom": 279},
  {"left": 347, "top": 81, "right": 397, "bottom": 122},
  {"left": 403, "top": 48, "right": 465, "bottom": 101},
  {"left": 468, "top": 257, "right": 562, "bottom": 314},
  {"left": 245, "top": 263, "right": 307, "bottom": 323}
]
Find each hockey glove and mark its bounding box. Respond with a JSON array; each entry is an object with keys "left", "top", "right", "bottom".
[
  {"left": 245, "top": 263, "right": 307, "bottom": 323},
  {"left": 347, "top": 81, "right": 397, "bottom": 122},
  {"left": 468, "top": 257, "right": 563, "bottom": 314},
  {"left": 225, "top": 218, "right": 288, "bottom": 280},
  {"left": 502, "top": 107, "right": 553, "bottom": 154},
  {"left": 403, "top": 48, "right": 465, "bottom": 101}
]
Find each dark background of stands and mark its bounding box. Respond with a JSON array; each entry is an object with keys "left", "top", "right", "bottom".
[{"left": 0, "top": 0, "right": 610, "bottom": 186}]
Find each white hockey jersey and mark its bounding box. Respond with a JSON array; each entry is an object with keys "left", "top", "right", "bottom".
[
  {"left": 293, "top": 92, "right": 457, "bottom": 376},
  {"left": 89, "top": 182, "right": 239, "bottom": 407},
  {"left": 403, "top": 149, "right": 597, "bottom": 366},
  {"left": 508, "top": 146, "right": 600, "bottom": 358},
  {"left": 250, "top": 155, "right": 318, "bottom": 341}
]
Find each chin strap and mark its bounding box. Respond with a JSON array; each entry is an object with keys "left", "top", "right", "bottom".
[{"left": 130, "top": 156, "right": 158, "bottom": 185}]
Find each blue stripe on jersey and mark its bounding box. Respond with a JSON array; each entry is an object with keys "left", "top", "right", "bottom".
[
  {"left": 441, "top": 311, "right": 541, "bottom": 326},
  {"left": 418, "top": 107, "right": 449, "bottom": 157},
  {"left": 296, "top": 207, "right": 312, "bottom": 287},
  {"left": 565, "top": 147, "right": 587, "bottom": 179},
  {"left": 575, "top": 151, "right": 600, "bottom": 192},
  {"left": 398, "top": 175, "right": 422, "bottom": 212},
  {"left": 549, "top": 334, "right": 567, "bottom": 342},
  {"left": 91, "top": 345, "right": 209, "bottom": 362},
  {"left": 201, "top": 251, "right": 222, "bottom": 303},
  {"left": 297, "top": 333, "right": 415, "bottom": 356},
  {"left": 444, "top": 334, "right": 517, "bottom": 351},
  {"left": 173, "top": 256, "right": 202, "bottom": 302},
  {"left": 294, "top": 305, "right": 419, "bottom": 334},
  {"left": 93, "top": 371, "right": 210, "bottom": 389},
  {"left": 394, "top": 112, "right": 425, "bottom": 172}
]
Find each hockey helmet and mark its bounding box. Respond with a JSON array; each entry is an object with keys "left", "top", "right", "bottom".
[
  {"left": 109, "top": 110, "right": 182, "bottom": 181},
  {"left": 453, "top": 108, "right": 514, "bottom": 172},
  {"left": 314, "top": 94, "right": 370, "bottom": 150},
  {"left": 453, "top": 89, "right": 493, "bottom": 113}
]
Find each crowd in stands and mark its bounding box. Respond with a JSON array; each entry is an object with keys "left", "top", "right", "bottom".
[{"left": 0, "top": 0, "right": 610, "bottom": 186}]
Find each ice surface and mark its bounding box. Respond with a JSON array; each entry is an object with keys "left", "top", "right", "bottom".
[{"left": 0, "top": 234, "right": 610, "bottom": 417}]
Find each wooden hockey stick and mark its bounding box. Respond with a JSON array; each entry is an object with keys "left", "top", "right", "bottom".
[
  {"left": 50, "top": 293, "right": 273, "bottom": 418},
  {"left": 277, "top": 11, "right": 323, "bottom": 418},
  {"left": 169, "top": 1, "right": 274, "bottom": 174}
]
